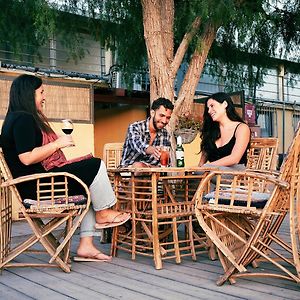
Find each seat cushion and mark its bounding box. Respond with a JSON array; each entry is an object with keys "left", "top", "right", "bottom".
[
  {"left": 203, "top": 189, "right": 270, "bottom": 208},
  {"left": 23, "top": 195, "right": 87, "bottom": 208}
]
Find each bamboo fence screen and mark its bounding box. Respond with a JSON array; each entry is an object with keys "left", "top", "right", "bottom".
[{"left": 0, "top": 74, "right": 92, "bottom": 122}]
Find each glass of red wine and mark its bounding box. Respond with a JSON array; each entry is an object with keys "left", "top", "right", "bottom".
[{"left": 61, "top": 119, "right": 74, "bottom": 135}]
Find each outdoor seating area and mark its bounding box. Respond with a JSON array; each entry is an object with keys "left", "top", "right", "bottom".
[
  {"left": 1, "top": 2, "right": 300, "bottom": 299},
  {"left": 105, "top": 137, "right": 282, "bottom": 269},
  {"left": 2, "top": 132, "right": 300, "bottom": 295}
]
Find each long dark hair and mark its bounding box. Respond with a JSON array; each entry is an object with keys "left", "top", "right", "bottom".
[
  {"left": 200, "top": 92, "right": 245, "bottom": 154},
  {"left": 5, "top": 74, "right": 53, "bottom": 133}
]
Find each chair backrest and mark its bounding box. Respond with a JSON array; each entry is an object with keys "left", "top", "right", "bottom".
[
  {"left": 103, "top": 143, "right": 123, "bottom": 168},
  {"left": 264, "top": 124, "right": 300, "bottom": 214},
  {"left": 0, "top": 150, "right": 13, "bottom": 181},
  {"left": 247, "top": 137, "right": 279, "bottom": 170},
  {"left": 0, "top": 150, "right": 12, "bottom": 264}
]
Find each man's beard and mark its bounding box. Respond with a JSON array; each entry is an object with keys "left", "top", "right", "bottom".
[{"left": 153, "top": 116, "right": 159, "bottom": 131}]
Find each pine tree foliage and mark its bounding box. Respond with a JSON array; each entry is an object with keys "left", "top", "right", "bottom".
[{"left": 0, "top": 0, "right": 299, "bottom": 104}]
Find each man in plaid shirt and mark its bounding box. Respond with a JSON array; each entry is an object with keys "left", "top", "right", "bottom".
[{"left": 121, "top": 98, "right": 174, "bottom": 167}]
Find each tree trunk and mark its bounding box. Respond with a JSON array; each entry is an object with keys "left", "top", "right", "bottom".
[
  {"left": 141, "top": 0, "right": 175, "bottom": 103},
  {"left": 141, "top": 1, "right": 219, "bottom": 165}
]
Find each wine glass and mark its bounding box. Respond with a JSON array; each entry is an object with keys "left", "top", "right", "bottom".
[{"left": 61, "top": 119, "right": 74, "bottom": 135}]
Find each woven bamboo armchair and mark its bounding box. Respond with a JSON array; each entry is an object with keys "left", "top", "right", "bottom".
[
  {"left": 195, "top": 124, "right": 300, "bottom": 285},
  {"left": 103, "top": 143, "right": 123, "bottom": 169},
  {"left": 247, "top": 137, "right": 279, "bottom": 171},
  {"left": 0, "top": 149, "right": 90, "bottom": 273}
]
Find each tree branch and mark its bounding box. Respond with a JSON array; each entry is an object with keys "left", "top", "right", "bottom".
[
  {"left": 174, "top": 21, "right": 218, "bottom": 117},
  {"left": 170, "top": 16, "right": 201, "bottom": 78},
  {"left": 160, "top": 0, "right": 174, "bottom": 63}
]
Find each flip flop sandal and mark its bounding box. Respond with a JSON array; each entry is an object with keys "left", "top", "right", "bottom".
[
  {"left": 95, "top": 213, "right": 131, "bottom": 230},
  {"left": 73, "top": 252, "right": 112, "bottom": 262}
]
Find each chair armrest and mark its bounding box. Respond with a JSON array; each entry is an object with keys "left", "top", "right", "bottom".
[
  {"left": 1, "top": 172, "right": 85, "bottom": 187},
  {"left": 245, "top": 168, "right": 281, "bottom": 177},
  {"left": 206, "top": 170, "right": 288, "bottom": 189},
  {"left": 195, "top": 170, "right": 289, "bottom": 211},
  {"left": 1, "top": 171, "right": 91, "bottom": 207}
]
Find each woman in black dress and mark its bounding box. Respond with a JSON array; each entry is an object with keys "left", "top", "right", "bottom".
[
  {"left": 199, "top": 92, "right": 251, "bottom": 169},
  {"left": 1, "top": 74, "right": 130, "bottom": 262}
]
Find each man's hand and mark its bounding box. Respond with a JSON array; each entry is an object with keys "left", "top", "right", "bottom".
[{"left": 145, "top": 146, "right": 161, "bottom": 160}]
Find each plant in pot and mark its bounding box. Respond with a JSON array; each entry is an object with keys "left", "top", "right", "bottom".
[{"left": 174, "top": 114, "right": 202, "bottom": 144}]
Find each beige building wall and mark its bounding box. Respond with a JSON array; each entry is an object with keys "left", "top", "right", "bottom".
[
  {"left": 94, "top": 105, "right": 147, "bottom": 158},
  {"left": 183, "top": 134, "right": 201, "bottom": 167}
]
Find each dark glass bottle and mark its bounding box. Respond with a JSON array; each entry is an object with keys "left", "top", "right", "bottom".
[{"left": 176, "top": 136, "right": 185, "bottom": 167}]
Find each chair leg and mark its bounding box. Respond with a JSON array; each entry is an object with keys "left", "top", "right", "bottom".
[
  {"left": 188, "top": 216, "right": 197, "bottom": 261},
  {"left": 31, "top": 219, "right": 71, "bottom": 272},
  {"left": 172, "top": 217, "right": 181, "bottom": 264}
]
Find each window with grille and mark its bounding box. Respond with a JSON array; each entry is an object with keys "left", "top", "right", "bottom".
[
  {"left": 292, "top": 111, "right": 300, "bottom": 130},
  {"left": 256, "top": 105, "right": 277, "bottom": 137}
]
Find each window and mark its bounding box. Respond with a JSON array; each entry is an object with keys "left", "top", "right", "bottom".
[
  {"left": 292, "top": 111, "right": 300, "bottom": 130},
  {"left": 256, "top": 105, "right": 277, "bottom": 137}
]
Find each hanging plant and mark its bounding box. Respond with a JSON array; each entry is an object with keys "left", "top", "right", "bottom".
[{"left": 174, "top": 114, "right": 202, "bottom": 144}]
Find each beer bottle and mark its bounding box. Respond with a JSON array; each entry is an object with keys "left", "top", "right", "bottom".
[{"left": 176, "top": 136, "right": 185, "bottom": 167}]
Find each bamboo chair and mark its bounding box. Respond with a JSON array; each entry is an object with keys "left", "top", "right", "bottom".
[
  {"left": 195, "top": 123, "right": 300, "bottom": 285},
  {"left": 103, "top": 143, "right": 123, "bottom": 169},
  {"left": 102, "top": 142, "right": 124, "bottom": 242},
  {"left": 0, "top": 149, "right": 90, "bottom": 273},
  {"left": 247, "top": 137, "right": 279, "bottom": 171},
  {"left": 111, "top": 169, "right": 206, "bottom": 269}
]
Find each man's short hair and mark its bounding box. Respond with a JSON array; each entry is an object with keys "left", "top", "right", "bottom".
[{"left": 151, "top": 97, "right": 174, "bottom": 111}]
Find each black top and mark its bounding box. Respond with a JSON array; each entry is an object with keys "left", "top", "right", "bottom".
[
  {"left": 206, "top": 123, "right": 249, "bottom": 165},
  {"left": 1, "top": 112, "right": 101, "bottom": 199}
]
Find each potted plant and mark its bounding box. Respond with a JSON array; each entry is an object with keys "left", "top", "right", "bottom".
[{"left": 174, "top": 114, "right": 202, "bottom": 144}]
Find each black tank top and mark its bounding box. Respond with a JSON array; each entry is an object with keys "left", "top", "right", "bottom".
[{"left": 207, "top": 123, "right": 249, "bottom": 165}]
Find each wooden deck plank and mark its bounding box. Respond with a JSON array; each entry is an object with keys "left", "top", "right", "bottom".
[
  {"left": 0, "top": 282, "right": 34, "bottom": 300},
  {"left": 0, "top": 219, "right": 300, "bottom": 300},
  {"left": 109, "top": 252, "right": 297, "bottom": 300},
  {"left": 0, "top": 269, "right": 74, "bottom": 300},
  {"left": 18, "top": 250, "right": 241, "bottom": 300}
]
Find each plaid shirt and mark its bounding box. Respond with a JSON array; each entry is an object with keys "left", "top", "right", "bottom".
[{"left": 120, "top": 118, "right": 171, "bottom": 167}]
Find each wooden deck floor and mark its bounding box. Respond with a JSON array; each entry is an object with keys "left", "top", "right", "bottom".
[{"left": 1, "top": 220, "right": 300, "bottom": 300}]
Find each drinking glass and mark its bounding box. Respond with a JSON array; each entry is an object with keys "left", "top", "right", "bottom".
[
  {"left": 61, "top": 119, "right": 74, "bottom": 135},
  {"left": 160, "top": 146, "right": 170, "bottom": 167}
]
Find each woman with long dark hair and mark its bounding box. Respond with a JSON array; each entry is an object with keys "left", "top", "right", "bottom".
[
  {"left": 1, "top": 74, "right": 130, "bottom": 262},
  {"left": 199, "top": 92, "right": 250, "bottom": 168}
]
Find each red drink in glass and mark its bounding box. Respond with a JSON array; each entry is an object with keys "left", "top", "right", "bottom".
[{"left": 160, "top": 147, "right": 170, "bottom": 167}]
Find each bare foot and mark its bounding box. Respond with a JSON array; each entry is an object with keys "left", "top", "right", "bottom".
[
  {"left": 77, "top": 248, "right": 112, "bottom": 261},
  {"left": 77, "top": 237, "right": 112, "bottom": 261}
]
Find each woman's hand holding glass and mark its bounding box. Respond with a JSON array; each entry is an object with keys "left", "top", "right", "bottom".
[
  {"left": 55, "top": 135, "right": 74, "bottom": 149},
  {"left": 59, "top": 119, "right": 75, "bottom": 147}
]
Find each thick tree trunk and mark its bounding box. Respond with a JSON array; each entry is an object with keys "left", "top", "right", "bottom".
[
  {"left": 141, "top": 1, "right": 219, "bottom": 164},
  {"left": 141, "top": 0, "right": 175, "bottom": 103}
]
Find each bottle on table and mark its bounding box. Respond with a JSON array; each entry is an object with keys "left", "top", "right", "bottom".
[{"left": 176, "top": 136, "right": 185, "bottom": 167}]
